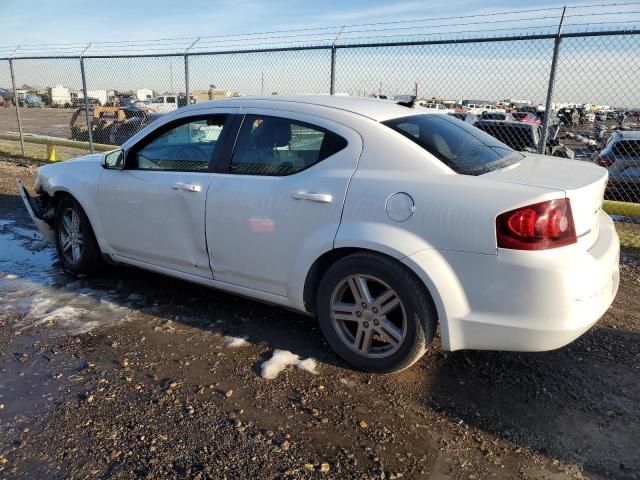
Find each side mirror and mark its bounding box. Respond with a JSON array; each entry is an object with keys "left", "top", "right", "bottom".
[{"left": 102, "top": 149, "right": 125, "bottom": 170}]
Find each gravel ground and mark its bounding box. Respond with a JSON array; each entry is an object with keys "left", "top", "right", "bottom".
[{"left": 0, "top": 156, "right": 639, "bottom": 480}]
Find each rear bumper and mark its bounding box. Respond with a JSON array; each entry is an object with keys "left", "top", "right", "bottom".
[
  {"left": 16, "top": 180, "right": 55, "bottom": 243},
  {"left": 406, "top": 211, "right": 620, "bottom": 352}
]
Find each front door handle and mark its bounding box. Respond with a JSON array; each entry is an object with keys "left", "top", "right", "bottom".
[
  {"left": 291, "top": 192, "right": 333, "bottom": 203},
  {"left": 172, "top": 183, "right": 201, "bottom": 192}
]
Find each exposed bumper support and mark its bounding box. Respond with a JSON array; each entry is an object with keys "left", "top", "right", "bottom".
[{"left": 16, "top": 179, "right": 55, "bottom": 244}]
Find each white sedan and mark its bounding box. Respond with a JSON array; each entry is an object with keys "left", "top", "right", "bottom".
[{"left": 18, "top": 96, "right": 620, "bottom": 373}]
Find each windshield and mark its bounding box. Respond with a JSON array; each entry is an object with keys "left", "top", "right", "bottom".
[{"left": 383, "top": 114, "right": 522, "bottom": 175}]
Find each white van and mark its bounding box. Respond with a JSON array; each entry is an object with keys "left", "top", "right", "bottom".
[{"left": 148, "top": 95, "right": 196, "bottom": 113}]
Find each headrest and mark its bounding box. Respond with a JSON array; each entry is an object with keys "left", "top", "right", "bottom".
[{"left": 251, "top": 118, "right": 292, "bottom": 148}]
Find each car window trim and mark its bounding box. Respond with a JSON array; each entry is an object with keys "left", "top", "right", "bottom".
[
  {"left": 219, "top": 113, "right": 348, "bottom": 177},
  {"left": 124, "top": 113, "right": 233, "bottom": 173}
]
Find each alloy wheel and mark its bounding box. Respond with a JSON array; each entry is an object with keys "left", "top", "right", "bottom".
[
  {"left": 58, "top": 207, "right": 84, "bottom": 265},
  {"left": 329, "top": 274, "right": 407, "bottom": 358}
]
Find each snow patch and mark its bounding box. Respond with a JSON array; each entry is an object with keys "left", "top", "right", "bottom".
[
  {"left": 260, "top": 349, "right": 318, "bottom": 379},
  {"left": 340, "top": 377, "right": 357, "bottom": 387},
  {"left": 223, "top": 336, "right": 250, "bottom": 348},
  {"left": 26, "top": 240, "right": 49, "bottom": 252},
  {"left": 297, "top": 358, "right": 318, "bottom": 374}
]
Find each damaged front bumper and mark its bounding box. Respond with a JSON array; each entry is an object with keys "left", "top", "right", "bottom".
[{"left": 16, "top": 179, "right": 55, "bottom": 243}]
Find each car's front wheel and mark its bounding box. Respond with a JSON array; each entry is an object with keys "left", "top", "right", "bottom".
[
  {"left": 54, "top": 196, "right": 102, "bottom": 274},
  {"left": 317, "top": 252, "right": 436, "bottom": 373}
]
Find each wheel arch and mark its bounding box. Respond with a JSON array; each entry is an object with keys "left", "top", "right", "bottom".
[
  {"left": 44, "top": 179, "right": 109, "bottom": 254},
  {"left": 50, "top": 189, "right": 103, "bottom": 253},
  {"left": 302, "top": 246, "right": 441, "bottom": 327}
]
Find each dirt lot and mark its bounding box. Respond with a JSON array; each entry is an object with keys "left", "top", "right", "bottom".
[
  {"left": 0, "top": 107, "right": 77, "bottom": 139},
  {"left": 0, "top": 156, "right": 639, "bottom": 480}
]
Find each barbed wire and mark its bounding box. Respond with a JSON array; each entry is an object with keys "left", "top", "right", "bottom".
[{"left": 2, "top": 3, "right": 640, "bottom": 57}]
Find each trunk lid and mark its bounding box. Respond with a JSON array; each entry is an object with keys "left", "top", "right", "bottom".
[{"left": 484, "top": 153, "right": 608, "bottom": 247}]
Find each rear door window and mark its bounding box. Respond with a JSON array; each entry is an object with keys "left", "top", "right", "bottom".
[{"left": 229, "top": 115, "right": 347, "bottom": 176}]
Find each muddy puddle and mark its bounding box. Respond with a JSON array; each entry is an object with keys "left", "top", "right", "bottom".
[{"left": 0, "top": 219, "right": 137, "bottom": 336}]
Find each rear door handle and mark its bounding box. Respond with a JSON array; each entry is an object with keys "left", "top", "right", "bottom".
[
  {"left": 291, "top": 192, "right": 333, "bottom": 203},
  {"left": 172, "top": 183, "right": 201, "bottom": 192}
]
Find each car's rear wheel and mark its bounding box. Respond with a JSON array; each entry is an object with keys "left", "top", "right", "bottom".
[
  {"left": 54, "top": 196, "right": 102, "bottom": 274},
  {"left": 317, "top": 252, "right": 436, "bottom": 373}
]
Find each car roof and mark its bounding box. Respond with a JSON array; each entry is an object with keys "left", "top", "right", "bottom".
[
  {"left": 613, "top": 130, "right": 640, "bottom": 140},
  {"left": 189, "top": 95, "right": 422, "bottom": 122},
  {"left": 474, "top": 119, "right": 535, "bottom": 130}
]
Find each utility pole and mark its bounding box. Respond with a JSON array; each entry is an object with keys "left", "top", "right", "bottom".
[
  {"left": 413, "top": 81, "right": 418, "bottom": 99},
  {"left": 379, "top": 82, "right": 382, "bottom": 96}
]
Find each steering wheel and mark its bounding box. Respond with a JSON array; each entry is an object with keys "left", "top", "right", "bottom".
[{"left": 174, "top": 145, "right": 207, "bottom": 162}]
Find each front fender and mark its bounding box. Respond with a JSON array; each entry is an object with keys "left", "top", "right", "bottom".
[{"left": 39, "top": 163, "right": 109, "bottom": 253}]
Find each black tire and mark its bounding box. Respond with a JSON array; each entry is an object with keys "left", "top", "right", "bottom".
[
  {"left": 54, "top": 196, "right": 102, "bottom": 274},
  {"left": 317, "top": 252, "right": 436, "bottom": 373}
]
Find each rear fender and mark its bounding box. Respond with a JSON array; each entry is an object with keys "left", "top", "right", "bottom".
[{"left": 333, "top": 221, "right": 469, "bottom": 350}]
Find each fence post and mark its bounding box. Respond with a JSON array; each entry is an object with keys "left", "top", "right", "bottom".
[
  {"left": 184, "top": 54, "right": 190, "bottom": 101},
  {"left": 330, "top": 26, "right": 345, "bottom": 95},
  {"left": 79, "top": 56, "right": 94, "bottom": 153},
  {"left": 8, "top": 57, "right": 25, "bottom": 156},
  {"left": 538, "top": 6, "right": 566, "bottom": 154},
  {"left": 184, "top": 38, "right": 199, "bottom": 105}
]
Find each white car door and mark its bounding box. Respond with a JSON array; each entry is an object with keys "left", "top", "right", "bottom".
[
  {"left": 206, "top": 110, "right": 363, "bottom": 296},
  {"left": 98, "top": 112, "right": 236, "bottom": 278}
]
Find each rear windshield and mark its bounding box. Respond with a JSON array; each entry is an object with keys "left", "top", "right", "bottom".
[
  {"left": 383, "top": 114, "right": 522, "bottom": 175},
  {"left": 482, "top": 113, "right": 506, "bottom": 120},
  {"left": 613, "top": 140, "right": 640, "bottom": 157}
]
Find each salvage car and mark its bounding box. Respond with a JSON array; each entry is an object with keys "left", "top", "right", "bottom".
[
  {"left": 447, "top": 112, "right": 480, "bottom": 125},
  {"left": 480, "top": 111, "right": 514, "bottom": 122},
  {"left": 18, "top": 96, "right": 619, "bottom": 373},
  {"left": 595, "top": 130, "right": 640, "bottom": 200},
  {"left": 474, "top": 119, "right": 575, "bottom": 159},
  {"left": 512, "top": 112, "right": 541, "bottom": 125}
]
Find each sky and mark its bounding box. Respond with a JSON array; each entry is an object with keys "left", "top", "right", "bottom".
[
  {"left": 0, "top": 1, "right": 638, "bottom": 107},
  {"left": 0, "top": 0, "right": 587, "bottom": 46}
]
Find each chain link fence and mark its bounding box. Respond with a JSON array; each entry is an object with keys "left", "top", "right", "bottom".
[{"left": 1, "top": 12, "right": 640, "bottom": 223}]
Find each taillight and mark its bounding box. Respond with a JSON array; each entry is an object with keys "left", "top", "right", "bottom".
[
  {"left": 596, "top": 154, "right": 615, "bottom": 167},
  {"left": 496, "top": 199, "right": 577, "bottom": 250}
]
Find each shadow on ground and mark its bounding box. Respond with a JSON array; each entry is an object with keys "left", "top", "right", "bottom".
[{"left": 2, "top": 190, "right": 640, "bottom": 479}]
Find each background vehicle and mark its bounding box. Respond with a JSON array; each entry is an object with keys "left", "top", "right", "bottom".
[
  {"left": 480, "top": 111, "right": 514, "bottom": 122},
  {"left": 557, "top": 107, "right": 580, "bottom": 126},
  {"left": 20, "top": 93, "right": 44, "bottom": 108},
  {"left": 418, "top": 102, "right": 453, "bottom": 113},
  {"left": 512, "top": 112, "right": 541, "bottom": 124},
  {"left": 447, "top": 112, "right": 480, "bottom": 125},
  {"left": 108, "top": 112, "right": 164, "bottom": 145},
  {"left": 595, "top": 130, "right": 640, "bottom": 200},
  {"left": 71, "top": 97, "right": 101, "bottom": 108},
  {"left": 18, "top": 96, "right": 618, "bottom": 373},
  {"left": 70, "top": 105, "right": 160, "bottom": 144},
  {"left": 474, "top": 119, "right": 574, "bottom": 158},
  {"left": 148, "top": 94, "right": 196, "bottom": 113}
]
